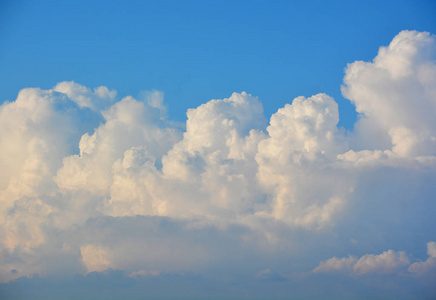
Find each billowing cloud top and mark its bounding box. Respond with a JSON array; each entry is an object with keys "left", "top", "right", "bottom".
[{"left": 0, "top": 30, "right": 435, "bottom": 298}]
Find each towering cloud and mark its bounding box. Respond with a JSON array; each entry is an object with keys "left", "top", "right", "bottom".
[
  {"left": 256, "top": 93, "right": 349, "bottom": 228},
  {"left": 342, "top": 30, "right": 436, "bottom": 156},
  {"left": 0, "top": 31, "right": 435, "bottom": 298}
]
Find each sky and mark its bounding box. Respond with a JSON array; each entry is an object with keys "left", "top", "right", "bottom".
[{"left": 0, "top": 1, "right": 436, "bottom": 299}]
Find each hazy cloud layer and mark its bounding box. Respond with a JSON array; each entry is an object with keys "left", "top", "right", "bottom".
[{"left": 1, "top": 30, "right": 435, "bottom": 298}]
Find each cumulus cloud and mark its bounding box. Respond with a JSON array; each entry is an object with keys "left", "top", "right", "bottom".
[
  {"left": 0, "top": 30, "right": 435, "bottom": 299},
  {"left": 313, "top": 242, "right": 436, "bottom": 278},
  {"left": 342, "top": 30, "right": 436, "bottom": 157},
  {"left": 309, "top": 244, "right": 436, "bottom": 298},
  {"left": 55, "top": 95, "right": 181, "bottom": 194},
  {"left": 0, "top": 85, "right": 104, "bottom": 253},
  {"left": 352, "top": 250, "right": 410, "bottom": 275},
  {"left": 54, "top": 81, "right": 117, "bottom": 111},
  {"left": 256, "top": 93, "right": 351, "bottom": 229},
  {"left": 312, "top": 242, "right": 435, "bottom": 275},
  {"left": 313, "top": 255, "right": 357, "bottom": 273},
  {"left": 80, "top": 245, "right": 111, "bottom": 273},
  {"left": 408, "top": 241, "right": 436, "bottom": 276}
]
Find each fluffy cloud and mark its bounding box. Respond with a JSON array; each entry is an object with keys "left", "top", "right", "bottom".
[
  {"left": 0, "top": 30, "right": 435, "bottom": 298},
  {"left": 160, "top": 91, "right": 267, "bottom": 218},
  {"left": 313, "top": 255, "right": 357, "bottom": 273},
  {"left": 0, "top": 85, "right": 103, "bottom": 253},
  {"left": 53, "top": 81, "right": 117, "bottom": 111},
  {"left": 342, "top": 30, "right": 436, "bottom": 157},
  {"left": 55, "top": 95, "right": 181, "bottom": 196},
  {"left": 314, "top": 242, "right": 436, "bottom": 277},
  {"left": 408, "top": 241, "right": 436, "bottom": 276},
  {"left": 256, "top": 93, "right": 350, "bottom": 229},
  {"left": 80, "top": 245, "right": 111, "bottom": 273},
  {"left": 353, "top": 250, "right": 410, "bottom": 275}
]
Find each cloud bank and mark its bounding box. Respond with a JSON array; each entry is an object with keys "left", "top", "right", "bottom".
[{"left": 1, "top": 30, "right": 435, "bottom": 298}]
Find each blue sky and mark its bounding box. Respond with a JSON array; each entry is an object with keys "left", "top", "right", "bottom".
[
  {"left": 1, "top": 0, "right": 435, "bottom": 128},
  {"left": 1, "top": 1, "right": 436, "bottom": 299}
]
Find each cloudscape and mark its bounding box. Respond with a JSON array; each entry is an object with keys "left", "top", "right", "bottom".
[{"left": 1, "top": 2, "right": 436, "bottom": 300}]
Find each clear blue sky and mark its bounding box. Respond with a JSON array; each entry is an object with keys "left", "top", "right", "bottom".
[{"left": 1, "top": 0, "right": 435, "bottom": 129}]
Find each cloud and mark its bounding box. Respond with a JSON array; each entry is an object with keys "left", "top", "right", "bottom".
[
  {"left": 342, "top": 30, "right": 436, "bottom": 157},
  {"left": 313, "top": 255, "right": 357, "bottom": 273},
  {"left": 0, "top": 30, "right": 435, "bottom": 298},
  {"left": 140, "top": 90, "right": 168, "bottom": 120},
  {"left": 352, "top": 250, "right": 410, "bottom": 275},
  {"left": 255, "top": 269, "right": 288, "bottom": 282},
  {"left": 53, "top": 81, "right": 117, "bottom": 111},
  {"left": 408, "top": 241, "right": 436, "bottom": 277},
  {"left": 0, "top": 86, "right": 103, "bottom": 254},
  {"left": 55, "top": 95, "right": 181, "bottom": 196},
  {"left": 255, "top": 93, "right": 350, "bottom": 229},
  {"left": 314, "top": 242, "right": 436, "bottom": 276},
  {"left": 80, "top": 245, "right": 111, "bottom": 273}
]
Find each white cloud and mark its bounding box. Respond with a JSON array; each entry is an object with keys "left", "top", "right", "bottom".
[
  {"left": 0, "top": 30, "right": 435, "bottom": 295},
  {"left": 312, "top": 255, "right": 357, "bottom": 273},
  {"left": 352, "top": 250, "right": 410, "bottom": 275},
  {"left": 314, "top": 242, "right": 436, "bottom": 277},
  {"left": 428, "top": 241, "right": 436, "bottom": 258},
  {"left": 0, "top": 87, "right": 101, "bottom": 253},
  {"left": 141, "top": 90, "right": 168, "bottom": 120},
  {"left": 160, "top": 91, "right": 267, "bottom": 217},
  {"left": 55, "top": 95, "right": 181, "bottom": 197},
  {"left": 314, "top": 249, "right": 411, "bottom": 275},
  {"left": 54, "top": 81, "right": 117, "bottom": 110},
  {"left": 256, "top": 93, "right": 350, "bottom": 228},
  {"left": 80, "top": 244, "right": 111, "bottom": 273},
  {"left": 342, "top": 30, "right": 436, "bottom": 157},
  {"left": 408, "top": 241, "right": 436, "bottom": 276}
]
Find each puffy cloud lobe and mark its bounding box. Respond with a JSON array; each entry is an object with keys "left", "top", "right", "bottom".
[
  {"left": 54, "top": 81, "right": 117, "bottom": 111},
  {"left": 0, "top": 30, "right": 435, "bottom": 300},
  {"left": 314, "top": 249, "right": 411, "bottom": 275},
  {"left": 160, "top": 91, "right": 267, "bottom": 217},
  {"left": 55, "top": 95, "right": 181, "bottom": 197},
  {"left": 312, "top": 255, "right": 357, "bottom": 273},
  {"left": 342, "top": 30, "right": 436, "bottom": 157},
  {"left": 352, "top": 250, "right": 410, "bottom": 275},
  {"left": 80, "top": 245, "right": 111, "bottom": 273},
  {"left": 163, "top": 91, "right": 266, "bottom": 178},
  {"left": 314, "top": 242, "right": 436, "bottom": 278},
  {"left": 141, "top": 90, "right": 168, "bottom": 120},
  {"left": 106, "top": 146, "right": 162, "bottom": 216},
  {"left": 257, "top": 94, "right": 344, "bottom": 165},
  {"left": 408, "top": 241, "right": 436, "bottom": 276},
  {"left": 256, "top": 94, "right": 350, "bottom": 228},
  {"left": 0, "top": 86, "right": 104, "bottom": 253}
]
